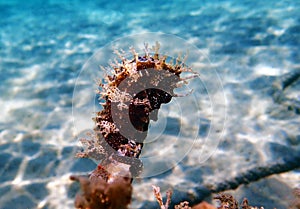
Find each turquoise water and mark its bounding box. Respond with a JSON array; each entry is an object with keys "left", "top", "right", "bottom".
[{"left": 0, "top": 1, "right": 299, "bottom": 209}]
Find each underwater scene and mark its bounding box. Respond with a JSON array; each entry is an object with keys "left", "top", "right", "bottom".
[{"left": 0, "top": 0, "right": 299, "bottom": 209}]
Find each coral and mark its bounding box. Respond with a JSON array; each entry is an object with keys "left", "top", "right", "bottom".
[
  {"left": 175, "top": 201, "right": 191, "bottom": 209},
  {"left": 152, "top": 185, "right": 173, "bottom": 209},
  {"left": 214, "top": 193, "right": 238, "bottom": 209},
  {"left": 214, "top": 193, "right": 266, "bottom": 209},
  {"left": 151, "top": 185, "right": 216, "bottom": 209},
  {"left": 70, "top": 174, "right": 132, "bottom": 209}
]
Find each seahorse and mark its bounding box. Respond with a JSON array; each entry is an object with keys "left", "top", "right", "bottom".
[{"left": 77, "top": 42, "right": 195, "bottom": 180}]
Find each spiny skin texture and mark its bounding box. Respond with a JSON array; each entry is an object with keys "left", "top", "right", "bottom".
[{"left": 78, "top": 43, "right": 192, "bottom": 178}]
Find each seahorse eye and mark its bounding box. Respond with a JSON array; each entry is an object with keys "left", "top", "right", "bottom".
[{"left": 138, "top": 56, "right": 147, "bottom": 62}]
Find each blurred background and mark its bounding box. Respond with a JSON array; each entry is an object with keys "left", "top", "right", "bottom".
[{"left": 0, "top": 0, "right": 299, "bottom": 208}]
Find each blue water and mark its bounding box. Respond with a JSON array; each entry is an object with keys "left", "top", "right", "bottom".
[{"left": 0, "top": 1, "right": 300, "bottom": 209}]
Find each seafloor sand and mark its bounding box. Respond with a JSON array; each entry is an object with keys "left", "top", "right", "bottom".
[{"left": 0, "top": 1, "right": 299, "bottom": 209}]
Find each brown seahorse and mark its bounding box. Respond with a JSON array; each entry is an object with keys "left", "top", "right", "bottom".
[{"left": 76, "top": 42, "right": 195, "bottom": 180}]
